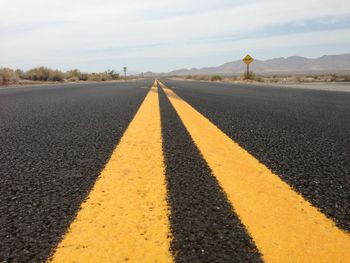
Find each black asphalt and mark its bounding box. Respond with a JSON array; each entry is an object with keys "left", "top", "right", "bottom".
[
  {"left": 1, "top": 79, "right": 349, "bottom": 262},
  {"left": 158, "top": 86, "right": 262, "bottom": 263},
  {"left": 0, "top": 81, "right": 151, "bottom": 262},
  {"left": 162, "top": 79, "right": 350, "bottom": 232}
]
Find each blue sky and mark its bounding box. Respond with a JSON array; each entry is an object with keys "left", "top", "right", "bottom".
[{"left": 1, "top": 0, "right": 350, "bottom": 72}]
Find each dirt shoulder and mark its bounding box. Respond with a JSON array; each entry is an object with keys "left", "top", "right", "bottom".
[
  {"left": 170, "top": 77, "right": 350, "bottom": 92},
  {"left": 0, "top": 79, "right": 146, "bottom": 89}
]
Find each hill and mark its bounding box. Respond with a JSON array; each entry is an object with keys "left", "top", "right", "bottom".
[{"left": 164, "top": 54, "right": 350, "bottom": 75}]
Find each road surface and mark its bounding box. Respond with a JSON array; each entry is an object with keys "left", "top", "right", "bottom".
[{"left": 0, "top": 79, "right": 349, "bottom": 262}]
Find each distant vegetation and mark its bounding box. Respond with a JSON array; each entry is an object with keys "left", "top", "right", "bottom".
[
  {"left": 0, "top": 68, "right": 19, "bottom": 85},
  {"left": 210, "top": 75, "right": 222, "bottom": 81},
  {"left": 183, "top": 73, "right": 256, "bottom": 82},
  {"left": 25, "top": 67, "right": 65, "bottom": 82},
  {"left": 0, "top": 67, "right": 122, "bottom": 85},
  {"left": 242, "top": 72, "right": 256, "bottom": 80}
]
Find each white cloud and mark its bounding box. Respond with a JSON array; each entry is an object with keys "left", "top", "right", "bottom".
[{"left": 1, "top": 0, "right": 350, "bottom": 71}]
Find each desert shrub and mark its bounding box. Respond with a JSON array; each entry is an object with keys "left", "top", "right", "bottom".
[
  {"left": 193, "top": 75, "right": 203, "bottom": 80},
  {"left": 25, "top": 67, "right": 47, "bottom": 81},
  {"left": 306, "top": 75, "right": 318, "bottom": 80},
  {"left": 0, "top": 67, "right": 19, "bottom": 85},
  {"left": 80, "top": 73, "right": 89, "bottom": 81},
  {"left": 242, "top": 72, "right": 256, "bottom": 80},
  {"left": 15, "top": 69, "right": 26, "bottom": 79},
  {"left": 25, "top": 67, "right": 64, "bottom": 81},
  {"left": 105, "top": 69, "right": 119, "bottom": 80},
  {"left": 87, "top": 72, "right": 113, "bottom": 81},
  {"left": 342, "top": 75, "right": 350, "bottom": 81},
  {"left": 87, "top": 70, "right": 119, "bottom": 81},
  {"left": 255, "top": 76, "right": 264, "bottom": 82},
  {"left": 211, "top": 75, "right": 222, "bottom": 81},
  {"left": 87, "top": 73, "right": 101, "bottom": 81},
  {"left": 51, "top": 70, "right": 65, "bottom": 81},
  {"left": 69, "top": 76, "right": 80, "bottom": 82},
  {"left": 186, "top": 75, "right": 193, "bottom": 79},
  {"left": 101, "top": 72, "right": 113, "bottom": 81},
  {"left": 294, "top": 76, "right": 302, "bottom": 82},
  {"left": 66, "top": 69, "right": 82, "bottom": 81},
  {"left": 330, "top": 74, "right": 337, "bottom": 82}
]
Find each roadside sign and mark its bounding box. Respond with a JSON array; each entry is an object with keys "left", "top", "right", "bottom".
[
  {"left": 243, "top": 55, "right": 254, "bottom": 65},
  {"left": 243, "top": 55, "right": 254, "bottom": 80},
  {"left": 123, "top": 67, "right": 127, "bottom": 81}
]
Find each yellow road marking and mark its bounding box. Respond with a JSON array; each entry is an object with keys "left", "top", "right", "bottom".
[
  {"left": 159, "top": 81, "right": 350, "bottom": 263},
  {"left": 51, "top": 82, "right": 172, "bottom": 263}
]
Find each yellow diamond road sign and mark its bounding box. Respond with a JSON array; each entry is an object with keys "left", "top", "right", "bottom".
[{"left": 243, "top": 55, "right": 254, "bottom": 65}]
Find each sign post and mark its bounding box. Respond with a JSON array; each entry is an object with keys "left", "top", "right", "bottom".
[
  {"left": 242, "top": 55, "right": 254, "bottom": 80},
  {"left": 123, "top": 67, "right": 127, "bottom": 81}
]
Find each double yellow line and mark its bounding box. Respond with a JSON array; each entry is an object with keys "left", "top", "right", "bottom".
[
  {"left": 51, "top": 80, "right": 350, "bottom": 263},
  {"left": 51, "top": 81, "right": 172, "bottom": 263}
]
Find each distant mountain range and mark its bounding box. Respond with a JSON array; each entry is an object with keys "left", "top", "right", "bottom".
[{"left": 145, "top": 53, "right": 350, "bottom": 76}]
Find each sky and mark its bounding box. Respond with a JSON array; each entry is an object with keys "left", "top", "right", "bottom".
[{"left": 1, "top": 0, "right": 350, "bottom": 73}]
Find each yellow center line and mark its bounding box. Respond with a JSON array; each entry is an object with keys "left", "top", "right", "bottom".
[
  {"left": 159, "top": 81, "right": 350, "bottom": 263},
  {"left": 50, "top": 82, "right": 172, "bottom": 263}
]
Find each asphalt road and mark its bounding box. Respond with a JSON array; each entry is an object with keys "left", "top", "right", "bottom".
[
  {"left": 0, "top": 81, "right": 151, "bottom": 262},
  {"left": 162, "top": 79, "right": 350, "bottom": 232},
  {"left": 0, "top": 79, "right": 349, "bottom": 262},
  {"left": 159, "top": 87, "right": 261, "bottom": 262}
]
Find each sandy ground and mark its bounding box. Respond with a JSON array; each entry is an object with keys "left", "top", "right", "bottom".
[
  {"left": 170, "top": 78, "right": 350, "bottom": 92},
  {"left": 259, "top": 81, "right": 350, "bottom": 92}
]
